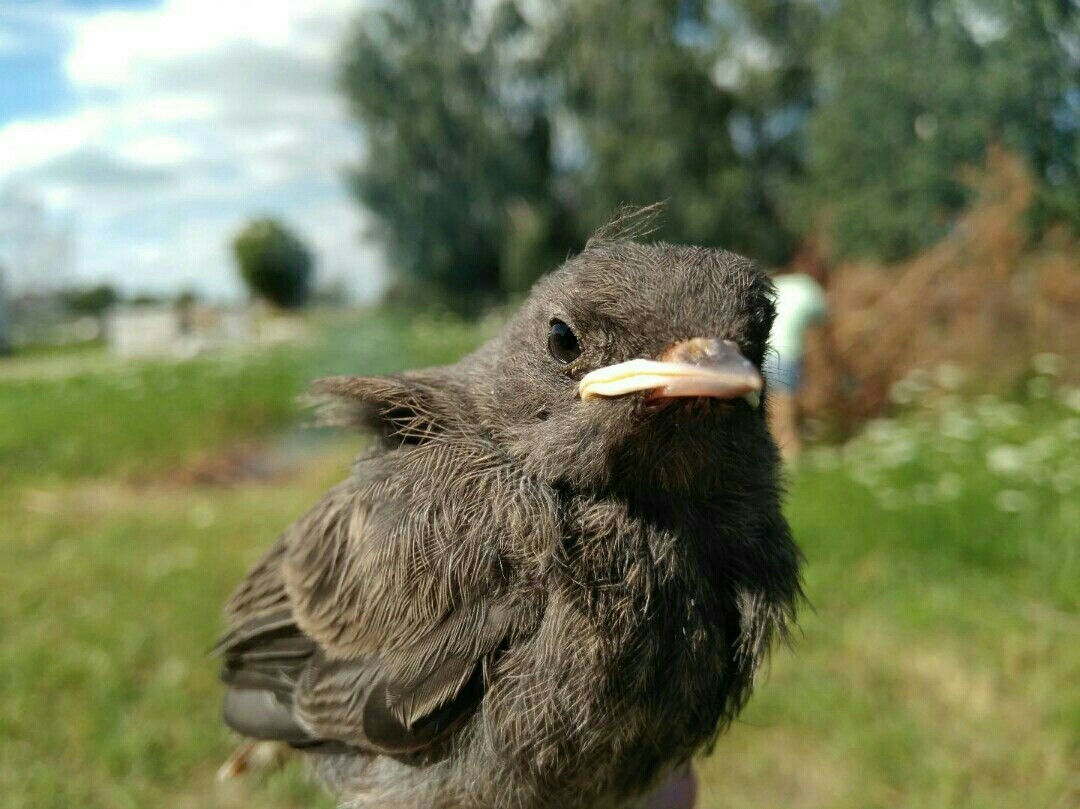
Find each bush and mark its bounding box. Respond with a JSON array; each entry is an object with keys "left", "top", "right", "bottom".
[{"left": 232, "top": 219, "right": 314, "bottom": 309}]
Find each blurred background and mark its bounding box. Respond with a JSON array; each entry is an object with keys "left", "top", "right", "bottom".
[{"left": 0, "top": 1, "right": 1076, "bottom": 807}]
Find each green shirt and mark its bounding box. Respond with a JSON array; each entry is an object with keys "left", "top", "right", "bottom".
[{"left": 770, "top": 273, "right": 826, "bottom": 366}]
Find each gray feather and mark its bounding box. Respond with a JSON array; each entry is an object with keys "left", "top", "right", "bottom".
[{"left": 215, "top": 222, "right": 803, "bottom": 809}]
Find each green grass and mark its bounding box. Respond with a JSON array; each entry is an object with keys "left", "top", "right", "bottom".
[
  {"left": 703, "top": 465, "right": 1077, "bottom": 808},
  {"left": 700, "top": 382, "right": 1078, "bottom": 808},
  {"left": 0, "top": 458, "right": 347, "bottom": 809},
  {"left": 0, "top": 348, "right": 309, "bottom": 483},
  {"left": 1, "top": 313, "right": 1075, "bottom": 808},
  {"left": 0, "top": 309, "right": 493, "bottom": 484}
]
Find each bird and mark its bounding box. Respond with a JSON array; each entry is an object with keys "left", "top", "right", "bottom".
[{"left": 215, "top": 213, "right": 803, "bottom": 809}]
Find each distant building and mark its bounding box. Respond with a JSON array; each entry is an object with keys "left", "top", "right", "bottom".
[
  {"left": 106, "top": 304, "right": 255, "bottom": 358},
  {"left": 0, "top": 189, "right": 73, "bottom": 296},
  {"left": 106, "top": 306, "right": 184, "bottom": 358}
]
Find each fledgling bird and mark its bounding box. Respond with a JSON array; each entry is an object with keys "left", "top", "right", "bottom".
[{"left": 216, "top": 218, "right": 803, "bottom": 809}]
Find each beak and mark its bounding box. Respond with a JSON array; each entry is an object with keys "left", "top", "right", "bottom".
[{"left": 578, "top": 338, "right": 762, "bottom": 408}]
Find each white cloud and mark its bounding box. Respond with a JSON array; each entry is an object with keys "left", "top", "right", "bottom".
[
  {"left": 124, "top": 135, "right": 197, "bottom": 167},
  {"left": 30, "top": 145, "right": 171, "bottom": 189},
  {"left": 0, "top": 108, "right": 108, "bottom": 177},
  {"left": 0, "top": 0, "right": 384, "bottom": 301}
]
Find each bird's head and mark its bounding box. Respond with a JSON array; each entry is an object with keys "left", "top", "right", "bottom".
[
  {"left": 317, "top": 228, "right": 781, "bottom": 501},
  {"left": 470, "top": 238, "right": 780, "bottom": 498}
]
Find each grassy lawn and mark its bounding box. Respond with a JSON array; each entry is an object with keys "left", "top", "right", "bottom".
[
  {"left": 1, "top": 313, "right": 1075, "bottom": 808},
  {"left": 0, "top": 309, "right": 493, "bottom": 484}
]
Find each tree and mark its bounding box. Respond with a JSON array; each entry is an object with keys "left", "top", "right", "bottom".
[
  {"left": 232, "top": 219, "right": 314, "bottom": 309},
  {"left": 61, "top": 284, "right": 119, "bottom": 317},
  {"left": 339, "top": 0, "right": 1077, "bottom": 294},
  {"left": 803, "top": 0, "right": 1080, "bottom": 261},
  {"left": 341, "top": 0, "right": 568, "bottom": 305},
  {"left": 555, "top": 0, "right": 819, "bottom": 266}
]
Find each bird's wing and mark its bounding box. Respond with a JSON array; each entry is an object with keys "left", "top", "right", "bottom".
[{"left": 218, "top": 434, "right": 535, "bottom": 756}]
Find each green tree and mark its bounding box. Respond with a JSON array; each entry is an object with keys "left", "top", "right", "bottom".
[
  {"left": 341, "top": 0, "right": 567, "bottom": 305},
  {"left": 556, "top": 0, "right": 819, "bottom": 266},
  {"left": 983, "top": 0, "right": 1080, "bottom": 234},
  {"left": 341, "top": 0, "right": 819, "bottom": 300},
  {"left": 61, "top": 284, "right": 119, "bottom": 317},
  {"left": 232, "top": 219, "right": 314, "bottom": 309},
  {"left": 339, "top": 0, "right": 1077, "bottom": 290},
  {"left": 804, "top": 0, "right": 1079, "bottom": 261}
]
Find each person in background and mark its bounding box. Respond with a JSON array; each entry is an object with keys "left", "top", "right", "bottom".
[{"left": 766, "top": 267, "right": 828, "bottom": 461}]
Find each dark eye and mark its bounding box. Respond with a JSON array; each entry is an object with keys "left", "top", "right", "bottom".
[{"left": 547, "top": 319, "right": 581, "bottom": 364}]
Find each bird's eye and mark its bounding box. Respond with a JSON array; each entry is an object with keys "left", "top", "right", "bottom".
[{"left": 547, "top": 319, "right": 581, "bottom": 364}]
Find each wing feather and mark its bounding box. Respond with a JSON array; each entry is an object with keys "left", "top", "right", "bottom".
[{"left": 217, "top": 427, "right": 542, "bottom": 758}]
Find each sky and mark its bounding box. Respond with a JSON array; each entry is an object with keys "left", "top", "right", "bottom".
[{"left": 0, "top": 0, "right": 386, "bottom": 301}]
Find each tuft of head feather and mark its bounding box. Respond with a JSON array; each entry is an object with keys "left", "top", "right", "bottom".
[{"left": 584, "top": 202, "right": 667, "bottom": 249}]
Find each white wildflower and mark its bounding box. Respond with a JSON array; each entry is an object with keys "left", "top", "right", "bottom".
[
  {"left": 976, "top": 398, "right": 1024, "bottom": 430},
  {"left": 905, "top": 368, "right": 932, "bottom": 390},
  {"left": 1062, "top": 388, "right": 1080, "bottom": 413},
  {"left": 889, "top": 380, "right": 915, "bottom": 405},
  {"left": 931, "top": 393, "right": 963, "bottom": 412},
  {"left": 842, "top": 441, "right": 868, "bottom": 467},
  {"left": 879, "top": 438, "right": 916, "bottom": 468},
  {"left": 936, "top": 473, "right": 963, "bottom": 501},
  {"left": 878, "top": 488, "right": 904, "bottom": 511},
  {"left": 934, "top": 362, "right": 966, "bottom": 391},
  {"left": 1024, "top": 435, "right": 1057, "bottom": 463},
  {"left": 1052, "top": 470, "right": 1076, "bottom": 494},
  {"left": 850, "top": 463, "right": 880, "bottom": 488},
  {"left": 1001, "top": 403, "right": 1027, "bottom": 425},
  {"left": 986, "top": 445, "right": 1026, "bottom": 476},
  {"left": 994, "top": 490, "right": 1032, "bottom": 513},
  {"left": 1060, "top": 418, "right": 1080, "bottom": 442},
  {"left": 866, "top": 418, "right": 900, "bottom": 444},
  {"left": 156, "top": 658, "right": 189, "bottom": 688},
  {"left": 1031, "top": 353, "right": 1061, "bottom": 376},
  {"left": 1027, "top": 465, "right": 1049, "bottom": 486},
  {"left": 940, "top": 410, "right": 979, "bottom": 442},
  {"left": 810, "top": 446, "right": 841, "bottom": 471},
  {"left": 1027, "top": 376, "right": 1051, "bottom": 400},
  {"left": 935, "top": 439, "right": 966, "bottom": 458}
]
